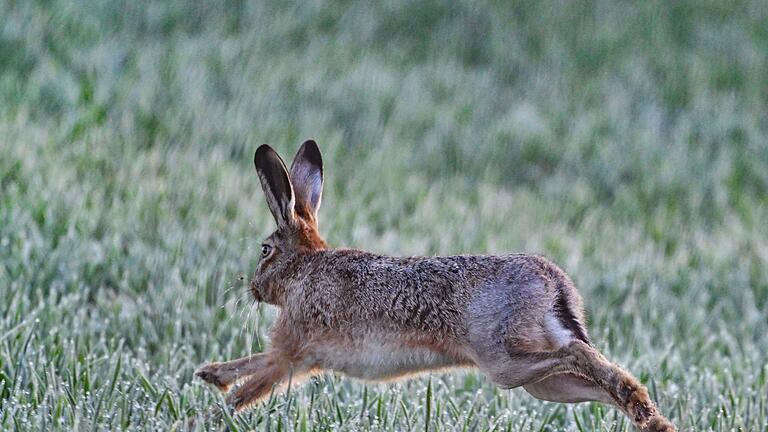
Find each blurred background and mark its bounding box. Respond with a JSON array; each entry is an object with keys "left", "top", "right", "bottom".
[{"left": 1, "top": 1, "right": 767, "bottom": 430}]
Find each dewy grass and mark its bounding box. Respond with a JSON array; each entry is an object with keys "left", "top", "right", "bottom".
[{"left": 1, "top": 0, "right": 767, "bottom": 430}]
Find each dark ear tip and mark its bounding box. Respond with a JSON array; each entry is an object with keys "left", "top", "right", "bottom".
[
  {"left": 254, "top": 144, "right": 275, "bottom": 167},
  {"left": 299, "top": 139, "right": 322, "bottom": 168}
]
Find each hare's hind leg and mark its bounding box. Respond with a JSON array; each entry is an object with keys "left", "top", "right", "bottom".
[
  {"left": 474, "top": 347, "right": 575, "bottom": 389},
  {"left": 523, "top": 373, "right": 614, "bottom": 404},
  {"left": 196, "top": 353, "right": 269, "bottom": 392},
  {"left": 471, "top": 324, "right": 674, "bottom": 429},
  {"left": 482, "top": 341, "right": 675, "bottom": 431},
  {"left": 563, "top": 341, "right": 675, "bottom": 431}
]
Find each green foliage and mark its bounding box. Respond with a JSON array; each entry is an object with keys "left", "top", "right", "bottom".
[{"left": 1, "top": 0, "right": 767, "bottom": 430}]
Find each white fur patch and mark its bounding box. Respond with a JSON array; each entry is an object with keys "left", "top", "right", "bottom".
[{"left": 545, "top": 312, "right": 574, "bottom": 348}]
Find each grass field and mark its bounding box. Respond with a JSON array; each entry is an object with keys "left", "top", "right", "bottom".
[{"left": 1, "top": 1, "right": 768, "bottom": 430}]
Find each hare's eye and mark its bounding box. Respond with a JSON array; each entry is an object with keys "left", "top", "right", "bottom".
[{"left": 261, "top": 244, "right": 273, "bottom": 258}]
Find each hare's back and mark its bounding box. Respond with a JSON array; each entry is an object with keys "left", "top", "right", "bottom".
[{"left": 311, "top": 251, "right": 573, "bottom": 336}]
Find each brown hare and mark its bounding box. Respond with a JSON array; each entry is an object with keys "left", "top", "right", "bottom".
[{"left": 196, "top": 141, "right": 676, "bottom": 431}]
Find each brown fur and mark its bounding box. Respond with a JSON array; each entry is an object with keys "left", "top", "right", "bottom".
[{"left": 196, "top": 141, "right": 676, "bottom": 432}]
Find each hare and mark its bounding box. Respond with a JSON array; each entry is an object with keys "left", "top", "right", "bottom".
[{"left": 196, "top": 141, "right": 676, "bottom": 431}]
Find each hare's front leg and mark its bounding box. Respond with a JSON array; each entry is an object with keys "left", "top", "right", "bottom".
[
  {"left": 225, "top": 353, "right": 307, "bottom": 412},
  {"left": 196, "top": 353, "right": 270, "bottom": 392}
]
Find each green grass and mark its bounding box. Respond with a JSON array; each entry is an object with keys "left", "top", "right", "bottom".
[{"left": 1, "top": 0, "right": 767, "bottom": 430}]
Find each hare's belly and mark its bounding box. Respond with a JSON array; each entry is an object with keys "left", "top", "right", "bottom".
[{"left": 317, "top": 335, "right": 460, "bottom": 380}]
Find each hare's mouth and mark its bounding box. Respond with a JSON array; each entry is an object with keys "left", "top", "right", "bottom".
[{"left": 249, "top": 279, "right": 262, "bottom": 302}]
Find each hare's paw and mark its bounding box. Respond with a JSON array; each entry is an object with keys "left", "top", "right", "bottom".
[
  {"left": 225, "top": 392, "right": 248, "bottom": 413},
  {"left": 196, "top": 363, "right": 231, "bottom": 392},
  {"left": 642, "top": 415, "right": 676, "bottom": 432},
  {"left": 616, "top": 376, "right": 656, "bottom": 425}
]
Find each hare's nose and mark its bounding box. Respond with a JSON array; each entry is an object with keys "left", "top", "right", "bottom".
[{"left": 250, "top": 288, "right": 262, "bottom": 302}]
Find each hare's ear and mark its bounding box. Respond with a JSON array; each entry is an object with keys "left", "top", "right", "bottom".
[
  {"left": 289, "top": 140, "right": 323, "bottom": 222},
  {"left": 254, "top": 145, "right": 296, "bottom": 229}
]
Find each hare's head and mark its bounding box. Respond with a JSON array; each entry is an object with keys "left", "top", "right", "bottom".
[{"left": 250, "top": 140, "right": 327, "bottom": 305}]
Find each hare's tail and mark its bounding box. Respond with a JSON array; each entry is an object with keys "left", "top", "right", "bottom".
[{"left": 550, "top": 278, "right": 591, "bottom": 345}]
